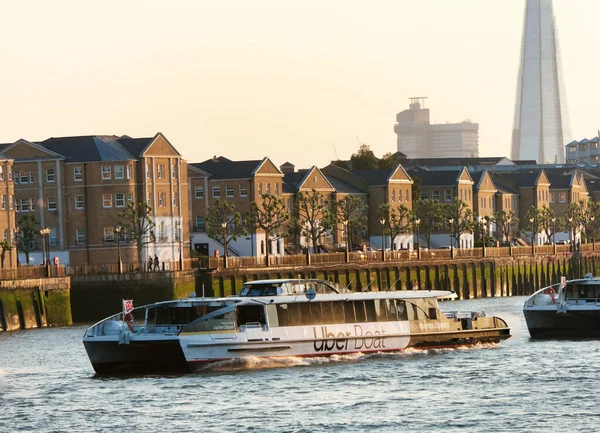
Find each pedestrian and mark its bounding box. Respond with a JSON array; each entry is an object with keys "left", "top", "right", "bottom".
[
  {"left": 148, "top": 255, "right": 153, "bottom": 272},
  {"left": 154, "top": 254, "right": 160, "bottom": 271}
]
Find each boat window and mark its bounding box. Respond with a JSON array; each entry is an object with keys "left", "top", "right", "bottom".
[
  {"left": 344, "top": 301, "right": 356, "bottom": 323},
  {"left": 182, "top": 308, "right": 236, "bottom": 334},
  {"left": 314, "top": 281, "right": 338, "bottom": 294},
  {"left": 428, "top": 308, "right": 437, "bottom": 320},
  {"left": 239, "top": 283, "right": 283, "bottom": 297},
  {"left": 332, "top": 301, "right": 345, "bottom": 323},
  {"left": 309, "top": 303, "right": 323, "bottom": 324},
  {"left": 394, "top": 300, "right": 408, "bottom": 321},
  {"left": 365, "top": 301, "right": 377, "bottom": 322},
  {"left": 152, "top": 306, "right": 201, "bottom": 326},
  {"left": 237, "top": 305, "right": 266, "bottom": 327}
]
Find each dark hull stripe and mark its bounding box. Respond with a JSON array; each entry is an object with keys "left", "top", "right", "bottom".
[{"left": 524, "top": 309, "right": 600, "bottom": 339}]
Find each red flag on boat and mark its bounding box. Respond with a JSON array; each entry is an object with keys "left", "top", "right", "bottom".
[{"left": 123, "top": 299, "right": 134, "bottom": 314}]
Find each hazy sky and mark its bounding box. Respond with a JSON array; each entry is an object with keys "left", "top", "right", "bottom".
[{"left": 1, "top": 1, "right": 599, "bottom": 169}]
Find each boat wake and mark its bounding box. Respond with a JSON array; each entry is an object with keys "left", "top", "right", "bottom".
[
  {"left": 0, "top": 370, "right": 5, "bottom": 395},
  {"left": 195, "top": 343, "right": 501, "bottom": 373}
]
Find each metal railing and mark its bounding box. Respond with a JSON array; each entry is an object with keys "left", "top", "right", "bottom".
[{"left": 0, "top": 265, "right": 67, "bottom": 280}]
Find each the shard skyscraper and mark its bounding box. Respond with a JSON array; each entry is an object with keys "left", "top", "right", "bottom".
[{"left": 511, "top": 0, "right": 571, "bottom": 164}]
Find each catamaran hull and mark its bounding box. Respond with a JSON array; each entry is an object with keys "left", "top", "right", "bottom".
[
  {"left": 183, "top": 329, "right": 511, "bottom": 373},
  {"left": 83, "top": 339, "right": 189, "bottom": 374},
  {"left": 524, "top": 309, "right": 600, "bottom": 339}
]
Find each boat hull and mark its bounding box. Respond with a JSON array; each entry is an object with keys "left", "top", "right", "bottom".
[
  {"left": 524, "top": 309, "right": 600, "bottom": 339},
  {"left": 184, "top": 329, "right": 511, "bottom": 373},
  {"left": 83, "top": 339, "right": 189, "bottom": 375}
]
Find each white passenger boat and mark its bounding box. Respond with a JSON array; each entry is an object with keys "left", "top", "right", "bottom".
[
  {"left": 523, "top": 274, "right": 600, "bottom": 338},
  {"left": 83, "top": 279, "right": 511, "bottom": 374}
]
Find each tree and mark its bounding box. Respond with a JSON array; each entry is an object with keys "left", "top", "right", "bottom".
[
  {"left": 118, "top": 202, "right": 156, "bottom": 264},
  {"left": 0, "top": 239, "right": 12, "bottom": 268},
  {"left": 477, "top": 215, "right": 494, "bottom": 247},
  {"left": 494, "top": 209, "right": 519, "bottom": 243},
  {"left": 350, "top": 144, "right": 378, "bottom": 170},
  {"left": 378, "top": 152, "right": 397, "bottom": 169},
  {"left": 443, "top": 199, "right": 475, "bottom": 248},
  {"left": 296, "top": 189, "right": 335, "bottom": 253},
  {"left": 564, "top": 201, "right": 587, "bottom": 248},
  {"left": 205, "top": 199, "right": 248, "bottom": 259},
  {"left": 538, "top": 206, "right": 559, "bottom": 243},
  {"left": 331, "top": 195, "right": 367, "bottom": 249},
  {"left": 17, "top": 215, "right": 38, "bottom": 265},
  {"left": 584, "top": 201, "right": 600, "bottom": 243},
  {"left": 413, "top": 199, "right": 443, "bottom": 248},
  {"left": 249, "top": 194, "right": 289, "bottom": 265},
  {"left": 378, "top": 203, "right": 412, "bottom": 250},
  {"left": 522, "top": 206, "right": 544, "bottom": 245},
  {"left": 411, "top": 177, "right": 423, "bottom": 204}
]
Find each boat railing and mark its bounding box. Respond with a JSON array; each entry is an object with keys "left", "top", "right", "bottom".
[{"left": 444, "top": 311, "right": 486, "bottom": 320}]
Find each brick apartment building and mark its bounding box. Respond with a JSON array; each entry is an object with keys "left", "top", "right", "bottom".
[
  {"left": 0, "top": 155, "right": 16, "bottom": 268},
  {"left": 0, "top": 133, "right": 188, "bottom": 266}
]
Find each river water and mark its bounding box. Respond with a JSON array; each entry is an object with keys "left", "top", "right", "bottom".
[{"left": 1, "top": 296, "right": 598, "bottom": 432}]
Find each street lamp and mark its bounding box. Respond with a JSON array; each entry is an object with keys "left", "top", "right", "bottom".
[
  {"left": 342, "top": 220, "right": 349, "bottom": 263},
  {"left": 568, "top": 216, "right": 574, "bottom": 252},
  {"left": 448, "top": 218, "right": 454, "bottom": 258},
  {"left": 529, "top": 217, "right": 536, "bottom": 256},
  {"left": 551, "top": 217, "right": 557, "bottom": 254},
  {"left": 14, "top": 227, "right": 20, "bottom": 266},
  {"left": 175, "top": 219, "right": 183, "bottom": 270},
  {"left": 39, "top": 226, "right": 51, "bottom": 266},
  {"left": 221, "top": 222, "right": 228, "bottom": 268},
  {"left": 591, "top": 216, "right": 595, "bottom": 251},
  {"left": 414, "top": 218, "right": 421, "bottom": 260},
  {"left": 379, "top": 218, "right": 386, "bottom": 261},
  {"left": 115, "top": 225, "right": 122, "bottom": 274}
]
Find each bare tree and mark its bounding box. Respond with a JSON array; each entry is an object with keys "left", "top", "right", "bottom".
[
  {"left": 331, "top": 195, "right": 367, "bottom": 250},
  {"left": 205, "top": 199, "right": 248, "bottom": 260},
  {"left": 494, "top": 209, "right": 519, "bottom": 243},
  {"left": 249, "top": 194, "right": 289, "bottom": 265},
  {"left": 0, "top": 239, "right": 12, "bottom": 268},
  {"left": 378, "top": 203, "right": 412, "bottom": 250},
  {"left": 118, "top": 202, "right": 156, "bottom": 264},
  {"left": 17, "top": 215, "right": 38, "bottom": 265},
  {"left": 413, "top": 199, "right": 443, "bottom": 248},
  {"left": 442, "top": 199, "right": 475, "bottom": 247},
  {"left": 296, "top": 189, "right": 335, "bottom": 253}
]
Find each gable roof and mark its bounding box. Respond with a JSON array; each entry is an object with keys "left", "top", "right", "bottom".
[
  {"left": 38, "top": 136, "right": 138, "bottom": 162},
  {"left": 407, "top": 167, "right": 468, "bottom": 187},
  {"left": 351, "top": 169, "right": 396, "bottom": 186},
  {"left": 191, "top": 156, "right": 263, "bottom": 180},
  {"left": 282, "top": 166, "right": 334, "bottom": 193}
]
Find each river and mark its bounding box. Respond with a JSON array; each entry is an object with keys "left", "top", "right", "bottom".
[{"left": 1, "top": 296, "right": 598, "bottom": 432}]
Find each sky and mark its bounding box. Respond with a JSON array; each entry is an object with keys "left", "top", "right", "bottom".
[{"left": 1, "top": 0, "right": 599, "bottom": 169}]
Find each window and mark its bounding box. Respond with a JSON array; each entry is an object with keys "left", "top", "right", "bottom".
[
  {"left": 8, "top": 169, "right": 12, "bottom": 182},
  {"left": 0, "top": 166, "right": 3, "bottom": 181},
  {"left": 126, "top": 165, "right": 132, "bottom": 179},
  {"left": 172, "top": 164, "right": 177, "bottom": 179},
  {"left": 48, "top": 197, "right": 57, "bottom": 211},
  {"left": 147, "top": 192, "right": 152, "bottom": 205},
  {"left": 2, "top": 229, "right": 7, "bottom": 241},
  {"left": 157, "top": 165, "right": 165, "bottom": 179},
  {"left": 195, "top": 187, "right": 204, "bottom": 199},
  {"left": 104, "top": 227, "right": 115, "bottom": 243},
  {"left": 173, "top": 192, "right": 179, "bottom": 207},
  {"left": 158, "top": 192, "right": 165, "bottom": 207},
  {"left": 212, "top": 186, "right": 221, "bottom": 198},
  {"left": 468, "top": 190, "right": 472, "bottom": 201},
  {"left": 127, "top": 193, "right": 133, "bottom": 203},
  {"left": 115, "top": 165, "right": 124, "bottom": 179},
  {"left": 159, "top": 221, "right": 167, "bottom": 242},
  {"left": 445, "top": 190, "right": 452, "bottom": 202},
  {"left": 226, "top": 185, "right": 234, "bottom": 198},
  {"left": 20, "top": 198, "right": 30, "bottom": 212},
  {"left": 559, "top": 192, "right": 566, "bottom": 203},
  {"left": 76, "top": 228, "right": 86, "bottom": 245},
  {"left": 1, "top": 195, "right": 5, "bottom": 210},
  {"left": 391, "top": 190, "right": 395, "bottom": 202},
  {"left": 49, "top": 227, "right": 57, "bottom": 247},
  {"left": 275, "top": 184, "right": 279, "bottom": 196},
  {"left": 196, "top": 216, "right": 205, "bottom": 232},
  {"left": 20, "top": 170, "right": 29, "bottom": 184},
  {"left": 75, "top": 195, "right": 84, "bottom": 210},
  {"left": 115, "top": 193, "right": 125, "bottom": 207},
  {"left": 258, "top": 183, "right": 262, "bottom": 195},
  {"left": 420, "top": 192, "right": 428, "bottom": 200},
  {"left": 74, "top": 167, "right": 83, "bottom": 181},
  {"left": 146, "top": 164, "right": 152, "bottom": 179},
  {"left": 240, "top": 184, "right": 248, "bottom": 197},
  {"left": 9, "top": 196, "right": 13, "bottom": 210},
  {"left": 460, "top": 189, "right": 464, "bottom": 200},
  {"left": 266, "top": 183, "right": 271, "bottom": 194},
  {"left": 432, "top": 190, "right": 440, "bottom": 201},
  {"left": 103, "top": 194, "right": 113, "bottom": 208},
  {"left": 287, "top": 198, "right": 291, "bottom": 211},
  {"left": 101, "top": 166, "right": 111, "bottom": 180},
  {"left": 405, "top": 190, "right": 409, "bottom": 202}
]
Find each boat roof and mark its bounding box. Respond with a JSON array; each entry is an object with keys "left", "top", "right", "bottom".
[{"left": 136, "top": 289, "right": 456, "bottom": 310}]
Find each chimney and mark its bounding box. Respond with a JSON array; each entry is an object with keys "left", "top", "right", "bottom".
[{"left": 280, "top": 162, "right": 295, "bottom": 174}]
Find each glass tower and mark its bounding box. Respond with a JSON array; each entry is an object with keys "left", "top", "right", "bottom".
[{"left": 511, "top": 0, "right": 570, "bottom": 164}]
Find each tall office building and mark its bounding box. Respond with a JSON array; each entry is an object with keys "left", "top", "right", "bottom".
[
  {"left": 511, "top": 0, "right": 571, "bottom": 164},
  {"left": 394, "top": 97, "right": 479, "bottom": 158}
]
